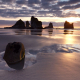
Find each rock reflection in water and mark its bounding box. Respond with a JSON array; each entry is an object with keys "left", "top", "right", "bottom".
[
  {"left": 14, "top": 29, "right": 26, "bottom": 35},
  {"left": 64, "top": 30, "right": 73, "bottom": 34},
  {"left": 48, "top": 29, "right": 53, "bottom": 36},
  {"left": 31, "top": 29, "right": 42, "bottom": 36}
]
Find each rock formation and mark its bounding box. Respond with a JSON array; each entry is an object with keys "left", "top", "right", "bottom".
[
  {"left": 31, "top": 16, "right": 42, "bottom": 29},
  {"left": 64, "top": 21, "right": 74, "bottom": 29},
  {"left": 45, "top": 22, "right": 53, "bottom": 29},
  {"left": 26, "top": 21, "right": 30, "bottom": 29},
  {"left": 12, "top": 19, "right": 25, "bottom": 29},
  {"left": 48, "top": 23, "right": 53, "bottom": 28},
  {"left": 3, "top": 42, "right": 25, "bottom": 64}
]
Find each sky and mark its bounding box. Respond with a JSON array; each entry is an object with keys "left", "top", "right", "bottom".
[{"left": 0, "top": 0, "right": 80, "bottom": 28}]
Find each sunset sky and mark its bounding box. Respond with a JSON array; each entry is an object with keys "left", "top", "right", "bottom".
[{"left": 0, "top": 0, "right": 80, "bottom": 28}]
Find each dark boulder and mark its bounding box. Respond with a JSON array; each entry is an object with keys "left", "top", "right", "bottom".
[
  {"left": 64, "top": 21, "right": 74, "bottom": 29},
  {"left": 12, "top": 19, "right": 25, "bottom": 29},
  {"left": 31, "top": 16, "right": 42, "bottom": 29},
  {"left": 3, "top": 42, "right": 25, "bottom": 64}
]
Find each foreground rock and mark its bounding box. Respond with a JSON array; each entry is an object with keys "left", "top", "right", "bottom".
[
  {"left": 3, "top": 42, "right": 25, "bottom": 64},
  {"left": 64, "top": 21, "right": 74, "bottom": 29},
  {"left": 12, "top": 19, "right": 26, "bottom": 29},
  {"left": 31, "top": 16, "right": 42, "bottom": 29}
]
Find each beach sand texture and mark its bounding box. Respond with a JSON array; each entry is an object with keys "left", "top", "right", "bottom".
[
  {"left": 0, "top": 52, "right": 80, "bottom": 80},
  {"left": 0, "top": 29, "right": 80, "bottom": 80}
]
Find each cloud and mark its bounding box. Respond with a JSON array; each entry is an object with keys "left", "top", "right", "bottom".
[
  {"left": 28, "top": 0, "right": 40, "bottom": 4},
  {"left": 62, "top": 3, "right": 80, "bottom": 10},
  {"left": 16, "top": 0, "right": 27, "bottom": 4},
  {"left": 0, "top": 0, "right": 80, "bottom": 18},
  {"left": 58, "top": 0, "right": 80, "bottom": 6}
]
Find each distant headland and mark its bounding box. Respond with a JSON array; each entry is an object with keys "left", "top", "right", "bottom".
[{"left": 4, "top": 16, "right": 74, "bottom": 29}]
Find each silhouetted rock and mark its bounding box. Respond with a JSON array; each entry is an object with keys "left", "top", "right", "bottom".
[
  {"left": 31, "top": 16, "right": 42, "bottom": 29},
  {"left": 45, "top": 22, "right": 53, "bottom": 29},
  {"left": 49, "top": 23, "right": 53, "bottom": 28},
  {"left": 12, "top": 19, "right": 25, "bottom": 29},
  {"left": 3, "top": 42, "right": 25, "bottom": 64},
  {"left": 26, "top": 21, "right": 30, "bottom": 29},
  {"left": 64, "top": 21, "right": 74, "bottom": 29}
]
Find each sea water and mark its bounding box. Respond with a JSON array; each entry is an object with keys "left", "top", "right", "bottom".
[{"left": 0, "top": 28, "right": 80, "bottom": 71}]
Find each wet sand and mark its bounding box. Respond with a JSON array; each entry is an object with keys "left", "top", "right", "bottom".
[
  {"left": 0, "top": 34, "right": 80, "bottom": 80},
  {"left": 0, "top": 52, "right": 80, "bottom": 80}
]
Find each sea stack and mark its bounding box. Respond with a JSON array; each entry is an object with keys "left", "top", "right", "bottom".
[
  {"left": 48, "top": 23, "right": 53, "bottom": 28},
  {"left": 64, "top": 21, "right": 74, "bottom": 29},
  {"left": 31, "top": 16, "right": 42, "bottom": 29},
  {"left": 12, "top": 19, "right": 25, "bottom": 29},
  {"left": 45, "top": 22, "right": 53, "bottom": 28}
]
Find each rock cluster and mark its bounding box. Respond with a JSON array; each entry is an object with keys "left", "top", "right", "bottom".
[
  {"left": 31, "top": 16, "right": 42, "bottom": 29},
  {"left": 12, "top": 19, "right": 25, "bottom": 29},
  {"left": 3, "top": 42, "right": 25, "bottom": 64},
  {"left": 64, "top": 21, "right": 74, "bottom": 29}
]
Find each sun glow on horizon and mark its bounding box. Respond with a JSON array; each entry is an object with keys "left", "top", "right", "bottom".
[{"left": 64, "top": 17, "right": 80, "bottom": 23}]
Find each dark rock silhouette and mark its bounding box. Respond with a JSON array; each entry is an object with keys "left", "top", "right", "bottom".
[
  {"left": 49, "top": 23, "right": 53, "bottom": 28},
  {"left": 26, "top": 21, "right": 30, "bottom": 29},
  {"left": 64, "top": 21, "right": 74, "bottom": 29},
  {"left": 45, "top": 22, "right": 53, "bottom": 29},
  {"left": 12, "top": 19, "right": 25, "bottom": 29},
  {"left": 31, "top": 16, "right": 42, "bottom": 29},
  {"left": 3, "top": 42, "right": 25, "bottom": 64}
]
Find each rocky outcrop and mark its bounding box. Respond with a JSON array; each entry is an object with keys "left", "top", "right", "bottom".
[
  {"left": 64, "top": 21, "right": 74, "bottom": 29},
  {"left": 26, "top": 21, "right": 30, "bottom": 29},
  {"left": 3, "top": 42, "right": 25, "bottom": 64},
  {"left": 45, "top": 22, "right": 53, "bottom": 29},
  {"left": 12, "top": 19, "right": 25, "bottom": 29},
  {"left": 48, "top": 23, "right": 53, "bottom": 28},
  {"left": 31, "top": 16, "right": 42, "bottom": 29}
]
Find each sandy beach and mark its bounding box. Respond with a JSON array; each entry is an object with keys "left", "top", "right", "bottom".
[
  {"left": 1, "top": 52, "right": 80, "bottom": 80},
  {"left": 0, "top": 29, "right": 80, "bottom": 80}
]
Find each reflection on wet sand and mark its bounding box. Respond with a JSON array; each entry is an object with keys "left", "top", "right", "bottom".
[
  {"left": 65, "top": 34, "right": 74, "bottom": 44},
  {"left": 48, "top": 29, "right": 53, "bottom": 36},
  {"left": 31, "top": 29, "right": 42, "bottom": 36},
  {"left": 13, "top": 29, "right": 42, "bottom": 36},
  {"left": 64, "top": 30, "right": 73, "bottom": 34},
  {"left": 14, "top": 29, "right": 26, "bottom": 35}
]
